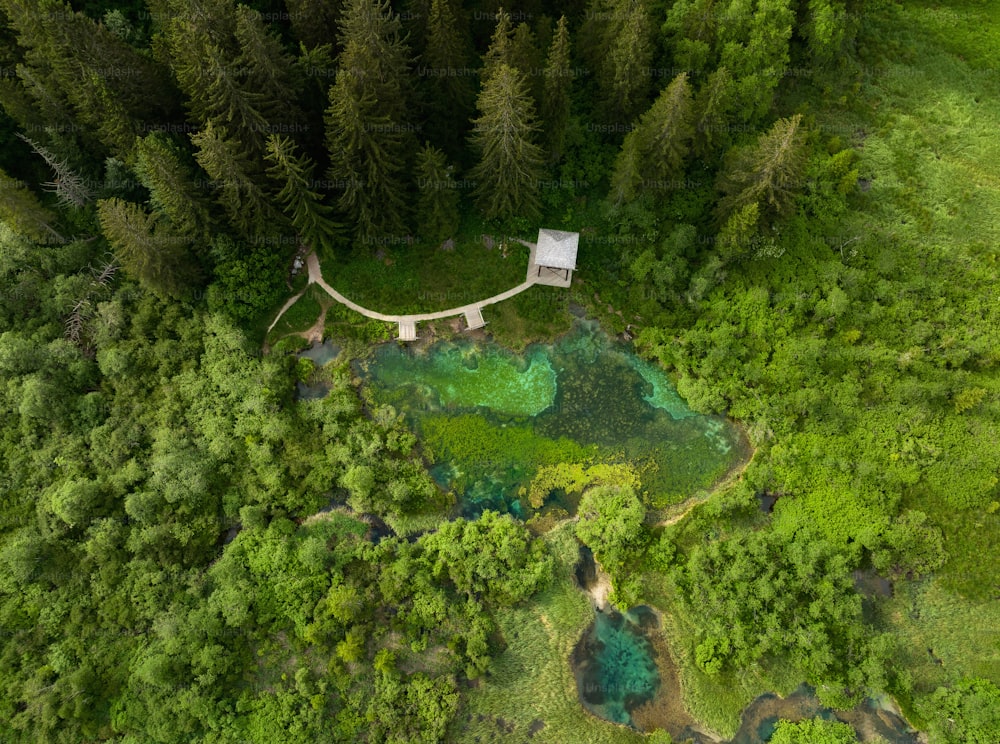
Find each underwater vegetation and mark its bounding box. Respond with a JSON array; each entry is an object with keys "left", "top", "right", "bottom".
[{"left": 358, "top": 320, "right": 747, "bottom": 516}]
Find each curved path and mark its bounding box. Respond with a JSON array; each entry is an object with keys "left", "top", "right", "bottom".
[{"left": 269, "top": 242, "right": 556, "bottom": 341}]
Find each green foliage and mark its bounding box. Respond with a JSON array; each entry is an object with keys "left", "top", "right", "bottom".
[
  {"left": 576, "top": 485, "right": 647, "bottom": 577},
  {"left": 414, "top": 143, "right": 460, "bottom": 242},
  {"left": 770, "top": 716, "right": 857, "bottom": 744},
  {"left": 207, "top": 234, "right": 286, "bottom": 324},
  {"left": 916, "top": 678, "right": 1000, "bottom": 744},
  {"left": 468, "top": 63, "right": 545, "bottom": 221},
  {"left": 265, "top": 134, "right": 341, "bottom": 255}
]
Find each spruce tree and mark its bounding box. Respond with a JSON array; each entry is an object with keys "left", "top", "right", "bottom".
[
  {"left": 0, "top": 167, "right": 64, "bottom": 244},
  {"left": 609, "top": 73, "right": 694, "bottom": 206},
  {"left": 285, "top": 0, "right": 343, "bottom": 50},
  {"left": 234, "top": 5, "right": 303, "bottom": 126},
  {"left": 692, "top": 67, "right": 736, "bottom": 159},
  {"left": 134, "top": 133, "right": 214, "bottom": 240},
  {"left": 468, "top": 63, "right": 544, "bottom": 221},
  {"left": 191, "top": 121, "right": 280, "bottom": 240},
  {"left": 414, "top": 143, "right": 460, "bottom": 242},
  {"left": 421, "top": 0, "right": 474, "bottom": 150},
  {"left": 325, "top": 71, "right": 408, "bottom": 241},
  {"left": 481, "top": 9, "right": 514, "bottom": 85},
  {"left": 325, "top": 0, "right": 413, "bottom": 241},
  {"left": 540, "top": 16, "right": 572, "bottom": 163},
  {"left": 96, "top": 197, "right": 199, "bottom": 298},
  {"left": 599, "top": 0, "right": 653, "bottom": 124},
  {"left": 264, "top": 135, "right": 341, "bottom": 256},
  {"left": 717, "top": 113, "right": 809, "bottom": 223},
  {"left": 510, "top": 23, "right": 543, "bottom": 105},
  {"left": 16, "top": 134, "right": 93, "bottom": 208}
]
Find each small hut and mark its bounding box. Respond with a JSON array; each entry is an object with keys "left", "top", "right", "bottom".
[{"left": 534, "top": 228, "right": 579, "bottom": 282}]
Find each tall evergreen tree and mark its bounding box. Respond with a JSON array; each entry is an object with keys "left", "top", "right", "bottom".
[
  {"left": 609, "top": 73, "right": 695, "bottom": 206},
  {"left": 0, "top": 167, "right": 64, "bottom": 243},
  {"left": 481, "top": 8, "right": 514, "bottom": 85},
  {"left": 420, "top": 0, "right": 474, "bottom": 151},
  {"left": 414, "top": 143, "right": 460, "bottom": 242},
  {"left": 191, "top": 121, "right": 279, "bottom": 240},
  {"left": 468, "top": 63, "right": 544, "bottom": 221},
  {"left": 692, "top": 67, "right": 736, "bottom": 159},
  {"left": 540, "top": 16, "right": 572, "bottom": 163},
  {"left": 717, "top": 113, "right": 809, "bottom": 223},
  {"left": 96, "top": 197, "right": 199, "bottom": 298},
  {"left": 134, "top": 133, "right": 214, "bottom": 240},
  {"left": 285, "top": 0, "right": 344, "bottom": 51},
  {"left": 1, "top": 0, "right": 178, "bottom": 158},
  {"left": 325, "top": 0, "right": 413, "bottom": 241},
  {"left": 264, "top": 135, "right": 340, "bottom": 256},
  {"left": 233, "top": 5, "right": 304, "bottom": 126},
  {"left": 598, "top": 0, "right": 653, "bottom": 124},
  {"left": 510, "top": 23, "right": 543, "bottom": 105}
]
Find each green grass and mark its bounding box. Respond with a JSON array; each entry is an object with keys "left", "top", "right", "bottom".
[
  {"left": 318, "top": 232, "right": 526, "bottom": 317},
  {"left": 450, "top": 523, "right": 644, "bottom": 744},
  {"left": 266, "top": 283, "right": 327, "bottom": 342}
]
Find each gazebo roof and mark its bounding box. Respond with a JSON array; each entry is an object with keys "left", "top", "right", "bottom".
[{"left": 535, "top": 228, "right": 579, "bottom": 271}]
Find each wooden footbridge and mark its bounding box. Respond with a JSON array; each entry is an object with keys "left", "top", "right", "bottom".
[{"left": 267, "top": 231, "right": 578, "bottom": 341}]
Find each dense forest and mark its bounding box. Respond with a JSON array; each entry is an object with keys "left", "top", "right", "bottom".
[{"left": 0, "top": 0, "right": 999, "bottom": 742}]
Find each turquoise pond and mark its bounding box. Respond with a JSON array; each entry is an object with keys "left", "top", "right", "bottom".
[
  {"left": 355, "top": 320, "right": 748, "bottom": 517},
  {"left": 572, "top": 605, "right": 662, "bottom": 728}
]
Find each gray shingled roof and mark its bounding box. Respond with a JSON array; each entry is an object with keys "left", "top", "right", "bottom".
[{"left": 535, "top": 228, "right": 579, "bottom": 270}]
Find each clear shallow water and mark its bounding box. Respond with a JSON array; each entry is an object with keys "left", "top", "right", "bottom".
[
  {"left": 572, "top": 606, "right": 661, "bottom": 728},
  {"left": 357, "top": 320, "right": 747, "bottom": 517}
]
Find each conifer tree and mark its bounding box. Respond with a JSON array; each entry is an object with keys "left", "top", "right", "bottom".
[
  {"left": 599, "top": 0, "right": 653, "bottom": 123},
  {"left": 134, "top": 133, "right": 214, "bottom": 240},
  {"left": 421, "top": 0, "right": 474, "bottom": 150},
  {"left": 0, "top": 167, "right": 64, "bottom": 244},
  {"left": 414, "top": 143, "right": 460, "bottom": 242},
  {"left": 264, "top": 135, "right": 340, "bottom": 256},
  {"left": 717, "top": 113, "right": 809, "bottom": 222},
  {"left": 191, "top": 121, "right": 279, "bottom": 240},
  {"left": 540, "top": 16, "right": 572, "bottom": 163},
  {"left": 234, "top": 5, "right": 303, "bottom": 126},
  {"left": 510, "top": 23, "right": 543, "bottom": 105},
  {"left": 325, "top": 0, "right": 413, "bottom": 241},
  {"left": 609, "top": 73, "right": 695, "bottom": 206},
  {"left": 468, "top": 63, "right": 544, "bottom": 221},
  {"left": 285, "top": 0, "right": 343, "bottom": 50},
  {"left": 97, "top": 197, "right": 199, "bottom": 298},
  {"left": 692, "top": 67, "right": 736, "bottom": 159},
  {"left": 481, "top": 9, "right": 514, "bottom": 85},
  {"left": 1, "top": 0, "right": 178, "bottom": 158}
]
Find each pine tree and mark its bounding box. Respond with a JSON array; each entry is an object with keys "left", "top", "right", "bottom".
[
  {"left": 481, "top": 8, "right": 514, "bottom": 85},
  {"left": 191, "top": 121, "right": 280, "bottom": 240},
  {"left": 468, "top": 63, "right": 544, "bottom": 221},
  {"left": 599, "top": 0, "right": 653, "bottom": 123},
  {"left": 134, "top": 133, "right": 214, "bottom": 240},
  {"left": 285, "top": 0, "right": 343, "bottom": 51},
  {"left": 540, "top": 16, "right": 572, "bottom": 163},
  {"left": 234, "top": 5, "right": 303, "bottom": 126},
  {"left": 717, "top": 114, "right": 809, "bottom": 222},
  {"left": 1, "top": 0, "right": 178, "bottom": 158},
  {"left": 96, "top": 197, "right": 199, "bottom": 298},
  {"left": 414, "top": 143, "right": 460, "bottom": 242},
  {"left": 159, "top": 0, "right": 269, "bottom": 156},
  {"left": 609, "top": 73, "right": 694, "bottom": 205},
  {"left": 326, "top": 0, "right": 413, "bottom": 241},
  {"left": 420, "top": 0, "right": 474, "bottom": 150},
  {"left": 325, "top": 71, "right": 408, "bottom": 241},
  {"left": 264, "top": 135, "right": 341, "bottom": 256},
  {"left": 510, "top": 23, "right": 543, "bottom": 105},
  {"left": 692, "top": 67, "right": 736, "bottom": 159},
  {"left": 0, "top": 167, "right": 64, "bottom": 244},
  {"left": 718, "top": 0, "right": 795, "bottom": 124}
]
